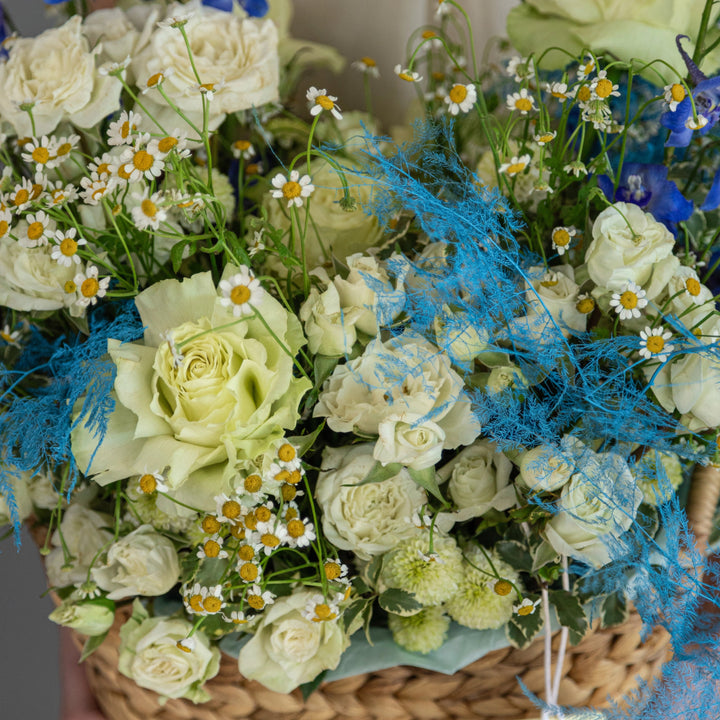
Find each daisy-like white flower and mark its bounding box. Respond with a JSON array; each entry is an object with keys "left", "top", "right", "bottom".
[
  {"left": 306, "top": 86, "right": 343, "bottom": 120},
  {"left": 444, "top": 83, "right": 476, "bottom": 115},
  {"left": 435, "top": 0, "right": 450, "bottom": 15},
  {"left": 270, "top": 169, "right": 315, "bottom": 208},
  {"left": 52, "top": 134, "right": 80, "bottom": 164},
  {"left": 324, "top": 558, "right": 350, "bottom": 584},
  {"left": 0, "top": 209, "right": 13, "bottom": 239},
  {"left": 231, "top": 139, "right": 255, "bottom": 160},
  {"left": 590, "top": 70, "right": 620, "bottom": 100},
  {"left": 119, "top": 141, "right": 165, "bottom": 183},
  {"left": 683, "top": 275, "right": 706, "bottom": 303},
  {"left": 88, "top": 153, "right": 115, "bottom": 179},
  {"left": 285, "top": 516, "right": 316, "bottom": 548},
  {"left": 664, "top": 82, "right": 686, "bottom": 112},
  {"left": 563, "top": 160, "right": 588, "bottom": 177},
  {"left": 74, "top": 581, "right": 101, "bottom": 600},
  {"left": 237, "top": 556, "right": 263, "bottom": 583},
  {"left": 352, "top": 56, "right": 380, "bottom": 78},
  {"left": 214, "top": 493, "right": 244, "bottom": 523},
  {"left": 183, "top": 583, "right": 208, "bottom": 615},
  {"left": 487, "top": 578, "right": 514, "bottom": 596},
  {"left": 550, "top": 225, "right": 576, "bottom": 255},
  {"left": 196, "top": 81, "right": 224, "bottom": 101},
  {"left": 200, "top": 585, "right": 226, "bottom": 615},
  {"left": 21, "top": 136, "right": 56, "bottom": 170},
  {"left": 176, "top": 637, "right": 196, "bottom": 653},
  {"left": 218, "top": 267, "right": 263, "bottom": 317},
  {"left": 137, "top": 470, "right": 168, "bottom": 494},
  {"left": 576, "top": 293, "right": 596, "bottom": 315},
  {"left": 514, "top": 597, "right": 541, "bottom": 616},
  {"left": 107, "top": 110, "right": 143, "bottom": 147},
  {"left": 148, "top": 130, "right": 190, "bottom": 159},
  {"left": 157, "top": 12, "right": 194, "bottom": 29},
  {"left": 47, "top": 181, "right": 79, "bottom": 207},
  {"left": 302, "top": 593, "right": 341, "bottom": 623},
  {"left": 499, "top": 154, "right": 531, "bottom": 176},
  {"left": 544, "top": 81, "right": 574, "bottom": 102},
  {"left": 0, "top": 324, "right": 21, "bottom": 347},
  {"left": 276, "top": 441, "right": 300, "bottom": 468},
  {"left": 141, "top": 68, "right": 174, "bottom": 94},
  {"left": 253, "top": 520, "right": 289, "bottom": 556},
  {"left": 577, "top": 55, "right": 596, "bottom": 79},
  {"left": 131, "top": 190, "right": 168, "bottom": 231},
  {"left": 197, "top": 534, "right": 229, "bottom": 560},
  {"left": 79, "top": 175, "right": 113, "bottom": 206},
  {"left": 51, "top": 228, "right": 87, "bottom": 266},
  {"left": 506, "top": 56, "right": 535, "bottom": 82},
  {"left": 506, "top": 88, "right": 535, "bottom": 115},
  {"left": 394, "top": 64, "right": 423, "bottom": 83},
  {"left": 246, "top": 584, "right": 275, "bottom": 611},
  {"left": 686, "top": 115, "right": 709, "bottom": 130},
  {"left": 98, "top": 57, "right": 131, "bottom": 77},
  {"left": 7, "top": 178, "right": 35, "bottom": 211},
  {"left": 639, "top": 326, "right": 674, "bottom": 363},
  {"left": 534, "top": 130, "right": 557, "bottom": 145},
  {"left": 609, "top": 281, "right": 648, "bottom": 320},
  {"left": 247, "top": 229, "right": 266, "bottom": 257},
  {"left": 160, "top": 330, "right": 185, "bottom": 368},
  {"left": 222, "top": 610, "right": 248, "bottom": 625},
  {"left": 74, "top": 265, "right": 110, "bottom": 307},
  {"left": 20, "top": 210, "right": 53, "bottom": 248}
]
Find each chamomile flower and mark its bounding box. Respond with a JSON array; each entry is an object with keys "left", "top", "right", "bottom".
[
  {"left": 247, "top": 230, "right": 266, "bottom": 257},
  {"left": 79, "top": 175, "right": 113, "bottom": 206},
  {"left": 306, "top": 87, "right": 343, "bottom": 120},
  {"left": 246, "top": 584, "right": 275, "bottom": 611},
  {"left": 0, "top": 324, "right": 21, "bottom": 347},
  {"left": 394, "top": 64, "right": 423, "bottom": 83},
  {"left": 20, "top": 210, "right": 53, "bottom": 248},
  {"left": 119, "top": 141, "right": 165, "bottom": 183},
  {"left": 74, "top": 265, "right": 110, "bottom": 307},
  {"left": 506, "top": 88, "right": 535, "bottom": 115},
  {"left": 158, "top": 12, "right": 194, "bottom": 29},
  {"left": 107, "top": 110, "right": 142, "bottom": 146},
  {"left": 576, "top": 293, "right": 596, "bottom": 315},
  {"left": 444, "top": 83, "right": 476, "bottom": 115},
  {"left": 0, "top": 209, "right": 12, "bottom": 239},
  {"left": 664, "top": 82, "right": 687, "bottom": 112},
  {"left": 237, "top": 557, "right": 263, "bottom": 583},
  {"left": 197, "top": 534, "right": 229, "bottom": 560},
  {"left": 352, "top": 56, "right": 380, "bottom": 78},
  {"left": 577, "top": 55, "right": 597, "bottom": 79},
  {"left": 176, "top": 637, "right": 196, "bottom": 653},
  {"left": 21, "top": 136, "right": 56, "bottom": 170},
  {"left": 590, "top": 70, "right": 620, "bottom": 100},
  {"left": 686, "top": 115, "right": 709, "bottom": 130},
  {"left": 639, "top": 326, "right": 674, "bottom": 363},
  {"left": 183, "top": 583, "right": 208, "bottom": 615},
  {"left": 222, "top": 610, "right": 248, "bottom": 625},
  {"left": 551, "top": 226, "right": 576, "bottom": 255},
  {"left": 544, "top": 81, "right": 574, "bottom": 102},
  {"left": 487, "top": 578, "right": 514, "bottom": 596},
  {"left": 253, "top": 520, "right": 289, "bottom": 556},
  {"left": 74, "top": 581, "right": 101, "bottom": 600},
  {"left": 131, "top": 190, "right": 168, "bottom": 231},
  {"left": 231, "top": 139, "right": 255, "bottom": 160},
  {"left": 47, "top": 181, "right": 79, "bottom": 206},
  {"left": 323, "top": 558, "right": 350, "bottom": 584},
  {"left": 270, "top": 170, "right": 314, "bottom": 208},
  {"left": 52, "top": 134, "right": 80, "bottom": 163},
  {"left": 7, "top": 178, "right": 35, "bottom": 211},
  {"left": 214, "top": 494, "right": 244, "bottom": 523},
  {"left": 218, "top": 267, "right": 263, "bottom": 317},
  {"left": 88, "top": 153, "right": 115, "bottom": 179},
  {"left": 563, "top": 160, "right": 588, "bottom": 177},
  {"left": 137, "top": 470, "right": 168, "bottom": 494},
  {"left": 302, "top": 593, "right": 341, "bottom": 622},
  {"left": 499, "top": 154, "right": 531, "bottom": 176},
  {"left": 506, "top": 56, "right": 535, "bottom": 82},
  {"left": 534, "top": 130, "right": 557, "bottom": 145},
  {"left": 682, "top": 274, "right": 706, "bottom": 303},
  {"left": 285, "top": 517, "right": 316, "bottom": 548},
  {"left": 514, "top": 598, "right": 541, "bottom": 616},
  {"left": 148, "top": 130, "right": 190, "bottom": 159},
  {"left": 609, "top": 281, "right": 648, "bottom": 320},
  {"left": 141, "top": 68, "right": 174, "bottom": 94},
  {"left": 435, "top": 0, "right": 450, "bottom": 15},
  {"left": 51, "top": 228, "right": 87, "bottom": 266},
  {"left": 388, "top": 606, "right": 450, "bottom": 654}
]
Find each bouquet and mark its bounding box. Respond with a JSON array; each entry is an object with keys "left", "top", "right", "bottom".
[{"left": 2, "top": 0, "right": 720, "bottom": 717}]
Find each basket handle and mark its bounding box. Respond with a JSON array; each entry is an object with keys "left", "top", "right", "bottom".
[{"left": 686, "top": 464, "right": 720, "bottom": 552}]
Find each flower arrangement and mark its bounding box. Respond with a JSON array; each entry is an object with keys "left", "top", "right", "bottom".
[{"left": 2, "top": 0, "right": 720, "bottom": 718}]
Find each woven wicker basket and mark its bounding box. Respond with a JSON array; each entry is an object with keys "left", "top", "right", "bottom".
[{"left": 40, "top": 465, "right": 720, "bottom": 720}]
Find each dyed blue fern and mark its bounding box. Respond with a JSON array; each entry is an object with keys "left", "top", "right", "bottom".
[{"left": 0, "top": 304, "right": 143, "bottom": 544}]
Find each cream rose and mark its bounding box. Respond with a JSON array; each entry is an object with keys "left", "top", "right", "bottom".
[
  {"left": 525, "top": 264, "right": 586, "bottom": 334},
  {"left": 237, "top": 589, "right": 350, "bottom": 693},
  {"left": 374, "top": 414, "right": 446, "bottom": 470},
  {"left": 434, "top": 308, "right": 491, "bottom": 365},
  {"left": 131, "top": 0, "right": 279, "bottom": 133},
  {"left": 585, "top": 203, "right": 675, "bottom": 296},
  {"left": 316, "top": 444, "right": 426, "bottom": 560},
  {"left": 71, "top": 268, "right": 311, "bottom": 512},
  {"left": 91, "top": 525, "right": 180, "bottom": 600},
  {"left": 119, "top": 602, "right": 220, "bottom": 702},
  {"left": 49, "top": 600, "right": 115, "bottom": 637},
  {"left": 0, "top": 16, "right": 122, "bottom": 136},
  {"left": 438, "top": 440, "right": 516, "bottom": 521},
  {"left": 0, "top": 469, "right": 33, "bottom": 526},
  {"left": 82, "top": 9, "right": 145, "bottom": 70},
  {"left": 518, "top": 443, "right": 574, "bottom": 493}
]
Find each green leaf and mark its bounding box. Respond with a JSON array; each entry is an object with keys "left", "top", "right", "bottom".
[
  {"left": 170, "top": 238, "right": 197, "bottom": 272},
  {"left": 495, "top": 540, "right": 532, "bottom": 573},
  {"left": 299, "top": 670, "right": 327, "bottom": 700},
  {"left": 531, "top": 540, "right": 559, "bottom": 572},
  {"left": 366, "top": 554, "right": 383, "bottom": 585},
  {"left": 407, "top": 466, "right": 444, "bottom": 502},
  {"left": 343, "top": 598, "right": 372, "bottom": 634},
  {"left": 378, "top": 588, "right": 423, "bottom": 616},
  {"left": 601, "top": 591, "right": 629, "bottom": 629},
  {"left": 505, "top": 601, "right": 544, "bottom": 649},
  {"left": 80, "top": 630, "right": 109, "bottom": 662},
  {"left": 362, "top": 602, "right": 374, "bottom": 645},
  {"left": 352, "top": 461, "right": 402, "bottom": 487},
  {"left": 549, "top": 589, "right": 588, "bottom": 645},
  {"left": 313, "top": 355, "right": 340, "bottom": 388},
  {"left": 287, "top": 422, "right": 325, "bottom": 458}
]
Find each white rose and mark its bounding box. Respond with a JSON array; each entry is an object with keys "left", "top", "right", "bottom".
[
  {"left": 374, "top": 414, "right": 446, "bottom": 470},
  {"left": 27, "top": 471, "right": 62, "bottom": 510},
  {"left": 82, "top": 9, "right": 143, "bottom": 69},
  {"left": 49, "top": 600, "right": 115, "bottom": 636},
  {"left": 0, "top": 469, "right": 33, "bottom": 526},
  {"left": 237, "top": 589, "right": 350, "bottom": 693},
  {"left": 434, "top": 308, "right": 491, "bottom": 365},
  {"left": 0, "top": 237, "right": 77, "bottom": 314},
  {"left": 315, "top": 332, "right": 481, "bottom": 449},
  {"left": 45, "top": 505, "right": 113, "bottom": 588},
  {"left": 525, "top": 264, "right": 586, "bottom": 334},
  {"left": 585, "top": 203, "right": 675, "bottom": 296},
  {"left": 316, "top": 444, "right": 426, "bottom": 560},
  {"left": 131, "top": 0, "right": 279, "bottom": 133},
  {"left": 0, "top": 16, "right": 122, "bottom": 136},
  {"left": 486, "top": 364, "right": 527, "bottom": 395},
  {"left": 438, "top": 440, "right": 516, "bottom": 521},
  {"left": 518, "top": 443, "right": 574, "bottom": 493},
  {"left": 91, "top": 525, "right": 180, "bottom": 600}
]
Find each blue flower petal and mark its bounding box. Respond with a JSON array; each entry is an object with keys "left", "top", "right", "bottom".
[
  {"left": 239, "top": 0, "right": 269, "bottom": 16},
  {"left": 701, "top": 167, "right": 720, "bottom": 211}
]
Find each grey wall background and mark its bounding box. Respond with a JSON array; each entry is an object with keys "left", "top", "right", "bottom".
[{"left": 0, "top": 2, "right": 515, "bottom": 719}]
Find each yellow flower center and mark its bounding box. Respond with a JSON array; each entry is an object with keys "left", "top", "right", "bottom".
[
  {"left": 238, "top": 545, "right": 255, "bottom": 561},
  {"left": 493, "top": 580, "right": 512, "bottom": 596},
  {"left": 312, "top": 603, "right": 336, "bottom": 622},
  {"left": 551, "top": 89, "right": 567, "bottom": 99},
  {"left": 316, "top": 95, "right": 335, "bottom": 110},
  {"left": 234, "top": 140, "right": 252, "bottom": 152},
  {"left": 686, "top": 278, "right": 701, "bottom": 296},
  {"left": 281, "top": 484, "right": 297, "bottom": 501},
  {"left": 139, "top": 473, "right": 157, "bottom": 493},
  {"left": 31, "top": 183, "right": 43, "bottom": 200},
  {"left": 158, "top": 136, "right": 178, "bottom": 153},
  {"left": 56, "top": 142, "right": 72, "bottom": 157},
  {"left": 274, "top": 469, "right": 291, "bottom": 483},
  {"left": 540, "top": 278, "right": 558, "bottom": 287},
  {"left": 96, "top": 162, "right": 110, "bottom": 176},
  {"left": 261, "top": 532, "right": 280, "bottom": 548},
  {"left": 133, "top": 150, "right": 154, "bottom": 172},
  {"left": 121, "top": 121, "right": 133, "bottom": 139},
  {"left": 230, "top": 284, "right": 251, "bottom": 305},
  {"left": 176, "top": 641, "right": 192, "bottom": 653},
  {"left": 32, "top": 147, "right": 50, "bottom": 164},
  {"left": 81, "top": 278, "right": 100, "bottom": 298},
  {"left": 12, "top": 189, "right": 29, "bottom": 206},
  {"left": 222, "top": 500, "right": 241, "bottom": 519},
  {"left": 60, "top": 237, "right": 78, "bottom": 256},
  {"left": 244, "top": 474, "right": 262, "bottom": 493},
  {"left": 245, "top": 163, "right": 260, "bottom": 175},
  {"left": 594, "top": 78, "right": 613, "bottom": 98},
  {"left": 200, "top": 82, "right": 215, "bottom": 93},
  {"left": 432, "top": 71, "right": 446, "bottom": 81},
  {"left": 576, "top": 297, "right": 595, "bottom": 314},
  {"left": 646, "top": 336, "right": 665, "bottom": 354},
  {"left": 286, "top": 519, "right": 305, "bottom": 538},
  {"left": 147, "top": 72, "right": 163, "bottom": 88},
  {"left": 671, "top": 83, "right": 686, "bottom": 102},
  {"left": 239, "top": 562, "right": 258, "bottom": 581},
  {"left": 278, "top": 443, "right": 296, "bottom": 462},
  {"left": 288, "top": 469, "right": 302, "bottom": 485},
  {"left": 247, "top": 594, "right": 265, "bottom": 610},
  {"left": 204, "top": 539, "right": 221, "bottom": 558},
  {"left": 230, "top": 524, "right": 246, "bottom": 540},
  {"left": 1, "top": 331, "right": 13, "bottom": 343},
  {"left": 282, "top": 181, "right": 302, "bottom": 199},
  {"left": 52, "top": 192, "right": 66, "bottom": 204},
  {"left": 449, "top": 85, "right": 468, "bottom": 104},
  {"left": 552, "top": 229, "right": 570, "bottom": 247},
  {"left": 538, "top": 132, "right": 555, "bottom": 143},
  {"left": 324, "top": 561, "right": 342, "bottom": 580},
  {"left": 64, "top": 280, "right": 77, "bottom": 294},
  {"left": 398, "top": 71, "right": 415, "bottom": 82},
  {"left": 0, "top": 221, "right": 8, "bottom": 237},
  {"left": 202, "top": 516, "right": 221, "bottom": 534},
  {"left": 514, "top": 97, "right": 533, "bottom": 112},
  {"left": 284, "top": 507, "right": 298, "bottom": 521},
  {"left": 188, "top": 594, "right": 204, "bottom": 613},
  {"left": 117, "top": 165, "right": 133, "bottom": 181},
  {"left": 576, "top": 86, "right": 591, "bottom": 102},
  {"left": 422, "top": 30, "right": 437, "bottom": 39},
  {"left": 619, "top": 291, "right": 638, "bottom": 309},
  {"left": 244, "top": 513, "right": 258, "bottom": 530},
  {"left": 27, "top": 222, "right": 44, "bottom": 241},
  {"left": 203, "top": 596, "right": 222, "bottom": 613},
  {"left": 361, "top": 56, "right": 376, "bottom": 67},
  {"left": 141, "top": 199, "right": 158, "bottom": 218},
  {"left": 517, "top": 603, "right": 535, "bottom": 616},
  {"left": 506, "top": 161, "right": 526, "bottom": 175}
]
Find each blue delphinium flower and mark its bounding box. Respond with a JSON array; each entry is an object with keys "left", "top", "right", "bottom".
[
  {"left": 202, "top": 0, "right": 269, "bottom": 15},
  {"left": 596, "top": 163, "right": 693, "bottom": 229}
]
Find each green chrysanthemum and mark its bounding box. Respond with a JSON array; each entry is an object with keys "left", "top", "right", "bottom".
[
  {"left": 380, "top": 534, "right": 463, "bottom": 606},
  {"left": 388, "top": 606, "right": 450, "bottom": 654},
  {"left": 445, "top": 546, "right": 520, "bottom": 630}
]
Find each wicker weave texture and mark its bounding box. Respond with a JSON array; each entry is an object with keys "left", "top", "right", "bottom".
[{"left": 72, "top": 604, "right": 669, "bottom": 720}]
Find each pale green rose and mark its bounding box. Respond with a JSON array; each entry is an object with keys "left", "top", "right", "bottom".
[
  {"left": 49, "top": 600, "right": 115, "bottom": 636},
  {"left": 71, "top": 268, "right": 311, "bottom": 512},
  {"left": 0, "top": 468, "right": 33, "bottom": 526},
  {"left": 632, "top": 450, "right": 683, "bottom": 506},
  {"left": 507, "top": 0, "right": 720, "bottom": 81},
  {"left": 237, "top": 589, "right": 350, "bottom": 693},
  {"left": 91, "top": 525, "right": 180, "bottom": 600},
  {"left": 119, "top": 601, "right": 220, "bottom": 702},
  {"left": 486, "top": 365, "right": 528, "bottom": 396},
  {"left": 434, "top": 308, "right": 491, "bottom": 365},
  {"left": 518, "top": 443, "right": 574, "bottom": 493}
]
